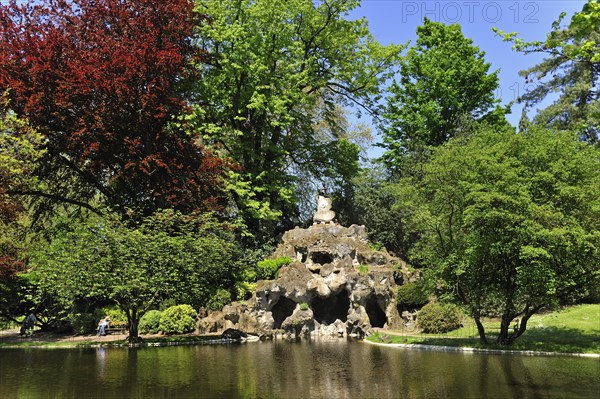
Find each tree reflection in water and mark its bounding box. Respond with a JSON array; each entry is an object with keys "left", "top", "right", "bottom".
[{"left": 0, "top": 340, "right": 598, "bottom": 398}]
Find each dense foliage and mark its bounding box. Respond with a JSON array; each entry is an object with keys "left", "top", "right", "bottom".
[
  {"left": 193, "top": 0, "right": 401, "bottom": 235},
  {"left": 0, "top": 0, "right": 229, "bottom": 218},
  {"left": 68, "top": 313, "right": 97, "bottom": 335},
  {"left": 139, "top": 310, "right": 163, "bottom": 334},
  {"left": 495, "top": 0, "right": 599, "bottom": 144},
  {"left": 351, "top": 167, "right": 410, "bottom": 257},
  {"left": 392, "top": 126, "right": 600, "bottom": 344},
  {"left": 417, "top": 302, "right": 463, "bottom": 334},
  {"left": 0, "top": 94, "right": 45, "bottom": 224},
  {"left": 205, "top": 289, "right": 232, "bottom": 312},
  {"left": 396, "top": 282, "right": 428, "bottom": 307},
  {"left": 382, "top": 18, "right": 506, "bottom": 173},
  {"left": 159, "top": 304, "right": 198, "bottom": 335},
  {"left": 30, "top": 211, "right": 239, "bottom": 341},
  {"left": 0, "top": 97, "right": 44, "bottom": 305},
  {"left": 0, "top": 255, "right": 27, "bottom": 323}
]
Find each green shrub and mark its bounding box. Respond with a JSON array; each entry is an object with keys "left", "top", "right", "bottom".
[
  {"left": 396, "top": 282, "right": 428, "bottom": 306},
  {"left": 159, "top": 304, "right": 198, "bottom": 334},
  {"left": 0, "top": 319, "right": 17, "bottom": 331},
  {"left": 234, "top": 281, "right": 257, "bottom": 300},
  {"left": 139, "top": 310, "right": 162, "bottom": 334},
  {"left": 585, "top": 278, "right": 600, "bottom": 303},
  {"left": 417, "top": 302, "right": 462, "bottom": 333},
  {"left": 299, "top": 302, "right": 309, "bottom": 311},
  {"left": 369, "top": 242, "right": 384, "bottom": 251},
  {"left": 256, "top": 256, "right": 292, "bottom": 280},
  {"left": 358, "top": 265, "right": 369, "bottom": 274},
  {"left": 68, "top": 313, "right": 97, "bottom": 334},
  {"left": 206, "top": 289, "right": 232, "bottom": 311}
]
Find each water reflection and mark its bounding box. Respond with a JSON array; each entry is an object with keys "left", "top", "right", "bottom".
[
  {"left": 97, "top": 347, "right": 106, "bottom": 380},
  {"left": 0, "top": 340, "right": 598, "bottom": 398}
]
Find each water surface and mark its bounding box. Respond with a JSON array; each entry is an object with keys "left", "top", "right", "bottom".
[{"left": 1, "top": 339, "right": 598, "bottom": 398}]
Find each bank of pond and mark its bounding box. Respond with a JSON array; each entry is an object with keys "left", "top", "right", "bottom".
[{"left": 1, "top": 338, "right": 598, "bottom": 399}]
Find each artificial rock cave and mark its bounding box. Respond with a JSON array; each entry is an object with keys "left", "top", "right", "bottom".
[{"left": 197, "top": 196, "right": 416, "bottom": 338}]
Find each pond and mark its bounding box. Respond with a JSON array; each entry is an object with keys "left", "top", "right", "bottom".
[{"left": 1, "top": 339, "right": 598, "bottom": 398}]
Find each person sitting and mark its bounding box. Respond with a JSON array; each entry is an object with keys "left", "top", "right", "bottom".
[{"left": 97, "top": 316, "right": 110, "bottom": 336}]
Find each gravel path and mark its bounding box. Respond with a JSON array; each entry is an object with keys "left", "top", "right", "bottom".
[{"left": 0, "top": 328, "right": 162, "bottom": 344}]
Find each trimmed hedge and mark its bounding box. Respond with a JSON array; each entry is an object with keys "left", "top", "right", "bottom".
[
  {"left": 417, "top": 302, "right": 462, "bottom": 333},
  {"left": 139, "top": 310, "right": 162, "bottom": 334},
  {"left": 159, "top": 305, "right": 197, "bottom": 334},
  {"left": 396, "top": 282, "right": 428, "bottom": 306}
]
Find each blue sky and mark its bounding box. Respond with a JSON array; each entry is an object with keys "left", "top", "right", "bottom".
[{"left": 347, "top": 0, "right": 586, "bottom": 154}]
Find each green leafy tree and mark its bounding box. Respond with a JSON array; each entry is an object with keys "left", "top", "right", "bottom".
[
  {"left": 0, "top": 94, "right": 46, "bottom": 324},
  {"left": 392, "top": 126, "right": 600, "bottom": 345},
  {"left": 350, "top": 166, "right": 409, "bottom": 257},
  {"left": 193, "top": 0, "right": 401, "bottom": 236},
  {"left": 382, "top": 18, "right": 506, "bottom": 173},
  {"left": 30, "top": 211, "right": 239, "bottom": 342},
  {"left": 0, "top": 92, "right": 45, "bottom": 238},
  {"left": 0, "top": 94, "right": 45, "bottom": 224},
  {"left": 0, "top": 255, "right": 26, "bottom": 323},
  {"left": 494, "top": 0, "right": 600, "bottom": 144},
  {"left": 0, "top": 268, "right": 69, "bottom": 331}
]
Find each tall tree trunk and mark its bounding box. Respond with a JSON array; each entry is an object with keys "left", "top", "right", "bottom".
[
  {"left": 504, "top": 305, "right": 543, "bottom": 345},
  {"left": 497, "top": 312, "right": 514, "bottom": 345},
  {"left": 473, "top": 312, "right": 487, "bottom": 345},
  {"left": 124, "top": 306, "right": 142, "bottom": 343}
]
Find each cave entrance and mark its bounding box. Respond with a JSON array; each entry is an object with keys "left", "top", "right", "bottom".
[
  {"left": 312, "top": 289, "right": 349, "bottom": 324},
  {"left": 295, "top": 247, "right": 308, "bottom": 263},
  {"left": 272, "top": 297, "right": 296, "bottom": 329},
  {"left": 366, "top": 295, "right": 387, "bottom": 328},
  {"left": 311, "top": 252, "right": 334, "bottom": 265}
]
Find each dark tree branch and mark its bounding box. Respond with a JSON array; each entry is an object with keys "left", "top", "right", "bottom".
[{"left": 7, "top": 190, "right": 103, "bottom": 215}]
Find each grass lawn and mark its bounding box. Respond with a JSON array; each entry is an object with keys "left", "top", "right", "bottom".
[{"left": 368, "top": 303, "right": 600, "bottom": 354}]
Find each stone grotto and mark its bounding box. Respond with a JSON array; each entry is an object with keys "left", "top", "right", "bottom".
[{"left": 197, "top": 195, "right": 416, "bottom": 339}]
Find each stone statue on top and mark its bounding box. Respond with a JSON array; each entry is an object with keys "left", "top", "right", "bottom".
[{"left": 313, "top": 188, "right": 336, "bottom": 224}]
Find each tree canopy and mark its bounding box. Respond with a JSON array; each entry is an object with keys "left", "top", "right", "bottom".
[
  {"left": 391, "top": 126, "right": 600, "bottom": 344},
  {"left": 0, "top": 93, "right": 45, "bottom": 225},
  {"left": 192, "top": 0, "right": 401, "bottom": 235},
  {"left": 381, "top": 18, "right": 506, "bottom": 173},
  {"left": 30, "top": 211, "right": 239, "bottom": 341},
  {"left": 495, "top": 0, "right": 600, "bottom": 144},
  {"left": 0, "top": 0, "right": 229, "bottom": 219}
]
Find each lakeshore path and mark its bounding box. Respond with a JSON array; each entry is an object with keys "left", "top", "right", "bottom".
[{"left": 0, "top": 328, "right": 167, "bottom": 345}]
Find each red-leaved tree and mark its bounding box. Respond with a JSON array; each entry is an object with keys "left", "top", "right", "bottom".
[{"left": 0, "top": 0, "right": 229, "bottom": 218}]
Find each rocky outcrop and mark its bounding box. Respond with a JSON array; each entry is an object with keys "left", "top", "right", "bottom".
[{"left": 197, "top": 220, "right": 415, "bottom": 339}]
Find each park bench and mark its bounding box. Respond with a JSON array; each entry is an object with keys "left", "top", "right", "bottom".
[{"left": 105, "top": 322, "right": 128, "bottom": 335}]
